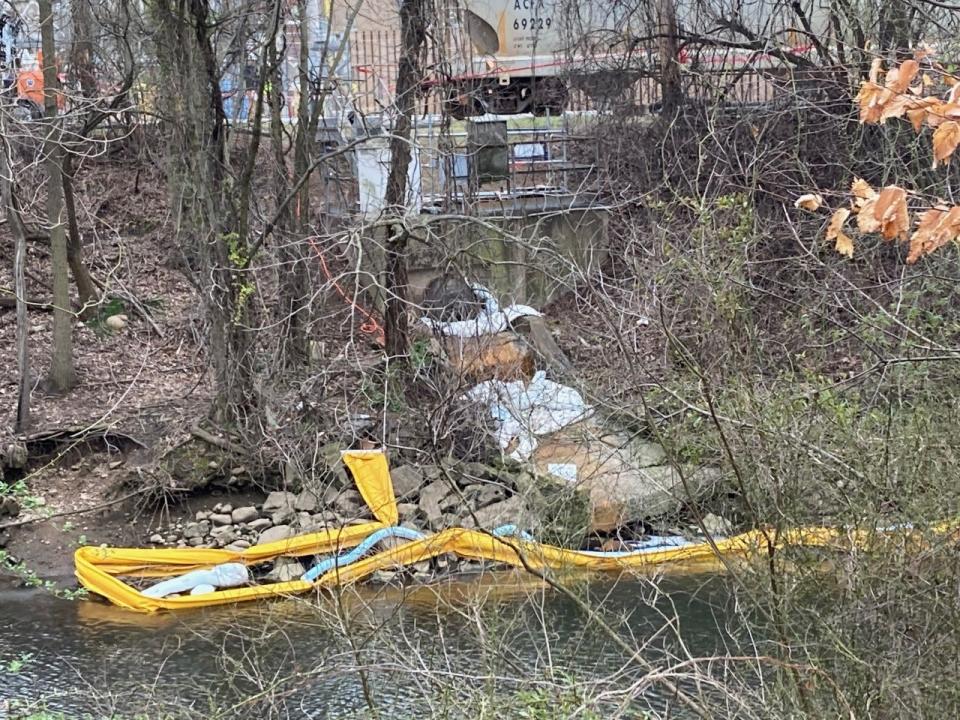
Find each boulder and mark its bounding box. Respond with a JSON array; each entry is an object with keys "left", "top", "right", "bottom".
[
  {"left": 699, "top": 513, "right": 733, "bottom": 536},
  {"left": 463, "top": 483, "right": 505, "bottom": 509},
  {"left": 271, "top": 507, "right": 296, "bottom": 526},
  {"left": 258, "top": 524, "right": 294, "bottom": 545},
  {"left": 231, "top": 506, "right": 259, "bottom": 524},
  {"left": 533, "top": 430, "right": 720, "bottom": 531},
  {"left": 0, "top": 495, "right": 21, "bottom": 518},
  {"left": 390, "top": 465, "right": 425, "bottom": 500},
  {"left": 182, "top": 522, "right": 206, "bottom": 539},
  {"left": 418, "top": 479, "right": 450, "bottom": 527},
  {"left": 149, "top": 534, "right": 164, "bottom": 544},
  {"left": 262, "top": 491, "right": 297, "bottom": 513},
  {"left": 105, "top": 314, "right": 127, "bottom": 331},
  {"left": 265, "top": 557, "right": 304, "bottom": 583},
  {"left": 248, "top": 518, "right": 272, "bottom": 532},
  {"left": 2, "top": 442, "right": 28, "bottom": 469},
  {"left": 465, "top": 495, "right": 529, "bottom": 530},
  {"left": 293, "top": 490, "right": 320, "bottom": 513},
  {"left": 210, "top": 526, "right": 237, "bottom": 546},
  {"left": 396, "top": 502, "right": 421, "bottom": 521},
  {"left": 333, "top": 490, "right": 362, "bottom": 518},
  {"left": 209, "top": 513, "right": 233, "bottom": 527},
  {"left": 195, "top": 511, "right": 211, "bottom": 522}
]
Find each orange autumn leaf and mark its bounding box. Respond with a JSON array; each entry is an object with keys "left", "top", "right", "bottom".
[
  {"left": 873, "top": 186, "right": 910, "bottom": 240},
  {"left": 826, "top": 207, "right": 854, "bottom": 258},
  {"left": 856, "top": 197, "right": 881, "bottom": 233},
  {"left": 869, "top": 58, "right": 883, "bottom": 84},
  {"left": 794, "top": 193, "right": 823, "bottom": 211},
  {"left": 856, "top": 81, "right": 885, "bottom": 123},
  {"left": 907, "top": 205, "right": 960, "bottom": 263},
  {"left": 851, "top": 177, "right": 877, "bottom": 201},
  {"left": 932, "top": 120, "right": 960, "bottom": 167},
  {"left": 886, "top": 59, "right": 920, "bottom": 93}
]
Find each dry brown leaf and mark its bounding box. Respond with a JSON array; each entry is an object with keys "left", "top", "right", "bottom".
[
  {"left": 922, "top": 72, "right": 935, "bottom": 87},
  {"left": 874, "top": 186, "right": 910, "bottom": 240},
  {"left": 869, "top": 58, "right": 883, "bottom": 84},
  {"left": 851, "top": 178, "right": 878, "bottom": 202},
  {"left": 857, "top": 198, "right": 881, "bottom": 233},
  {"left": 826, "top": 207, "right": 854, "bottom": 258},
  {"left": 794, "top": 193, "right": 823, "bottom": 211},
  {"left": 887, "top": 59, "right": 920, "bottom": 93},
  {"left": 907, "top": 206, "right": 960, "bottom": 263},
  {"left": 856, "top": 81, "right": 885, "bottom": 123},
  {"left": 908, "top": 107, "right": 928, "bottom": 132},
  {"left": 914, "top": 47, "right": 933, "bottom": 63},
  {"left": 932, "top": 120, "right": 960, "bottom": 167},
  {"left": 879, "top": 94, "right": 914, "bottom": 122}
]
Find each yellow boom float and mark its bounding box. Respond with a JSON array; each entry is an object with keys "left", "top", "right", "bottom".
[{"left": 74, "top": 450, "right": 957, "bottom": 612}]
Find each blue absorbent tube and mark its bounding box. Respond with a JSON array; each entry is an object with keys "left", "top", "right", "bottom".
[
  {"left": 300, "top": 523, "right": 706, "bottom": 583},
  {"left": 301, "top": 526, "right": 426, "bottom": 582}
]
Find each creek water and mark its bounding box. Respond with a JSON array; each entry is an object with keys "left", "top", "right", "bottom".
[{"left": 1, "top": 571, "right": 750, "bottom": 718}]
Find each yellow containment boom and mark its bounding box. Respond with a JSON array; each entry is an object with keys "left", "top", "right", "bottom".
[{"left": 74, "top": 449, "right": 957, "bottom": 613}]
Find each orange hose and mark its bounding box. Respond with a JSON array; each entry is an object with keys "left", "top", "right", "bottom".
[{"left": 308, "top": 236, "right": 385, "bottom": 346}]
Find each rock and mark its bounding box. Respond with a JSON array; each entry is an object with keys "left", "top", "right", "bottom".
[
  {"left": 0, "top": 496, "right": 21, "bottom": 518},
  {"left": 258, "top": 524, "right": 294, "bottom": 545},
  {"left": 533, "top": 430, "right": 720, "bottom": 531},
  {"left": 148, "top": 533, "right": 164, "bottom": 544},
  {"left": 266, "top": 557, "right": 304, "bottom": 583},
  {"left": 390, "top": 465, "right": 425, "bottom": 500},
  {"left": 465, "top": 495, "right": 529, "bottom": 530},
  {"left": 294, "top": 490, "right": 320, "bottom": 513},
  {"left": 219, "top": 503, "right": 233, "bottom": 514},
  {"left": 409, "top": 561, "right": 431, "bottom": 577},
  {"left": 371, "top": 569, "right": 401, "bottom": 584},
  {"left": 396, "top": 502, "right": 420, "bottom": 520},
  {"left": 2, "top": 441, "right": 28, "bottom": 469},
  {"left": 105, "top": 314, "right": 127, "bottom": 330},
  {"left": 633, "top": 441, "right": 668, "bottom": 468},
  {"left": 333, "top": 490, "right": 362, "bottom": 518},
  {"left": 225, "top": 539, "right": 251, "bottom": 550},
  {"left": 271, "top": 507, "right": 296, "bottom": 526},
  {"left": 262, "top": 491, "right": 297, "bottom": 513},
  {"left": 209, "top": 513, "right": 233, "bottom": 527},
  {"left": 165, "top": 534, "right": 179, "bottom": 545},
  {"left": 182, "top": 522, "right": 204, "bottom": 539},
  {"left": 464, "top": 483, "right": 506, "bottom": 508},
  {"left": 295, "top": 511, "right": 313, "bottom": 529},
  {"left": 195, "top": 511, "right": 211, "bottom": 522},
  {"left": 108, "top": 460, "right": 124, "bottom": 470},
  {"left": 418, "top": 479, "right": 451, "bottom": 527},
  {"left": 248, "top": 518, "right": 272, "bottom": 532},
  {"left": 231, "top": 506, "right": 259, "bottom": 524},
  {"left": 188, "top": 537, "right": 205, "bottom": 547},
  {"left": 699, "top": 513, "right": 732, "bottom": 536}
]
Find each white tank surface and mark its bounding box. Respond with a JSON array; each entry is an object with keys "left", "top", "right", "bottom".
[{"left": 437, "top": 0, "right": 833, "bottom": 116}]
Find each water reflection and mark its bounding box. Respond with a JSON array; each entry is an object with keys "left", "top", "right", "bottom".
[{"left": 1, "top": 571, "right": 741, "bottom": 718}]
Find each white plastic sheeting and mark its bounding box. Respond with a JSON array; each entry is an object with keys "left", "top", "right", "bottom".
[
  {"left": 466, "top": 370, "right": 594, "bottom": 460},
  {"left": 420, "top": 284, "right": 541, "bottom": 338}
]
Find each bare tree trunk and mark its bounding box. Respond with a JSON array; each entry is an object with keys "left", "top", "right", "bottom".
[
  {"left": 62, "top": 153, "right": 98, "bottom": 315},
  {"left": 40, "top": 0, "right": 75, "bottom": 393},
  {"left": 1, "top": 122, "right": 30, "bottom": 431},
  {"left": 656, "top": 0, "right": 682, "bottom": 117},
  {"left": 382, "top": 0, "right": 427, "bottom": 358}
]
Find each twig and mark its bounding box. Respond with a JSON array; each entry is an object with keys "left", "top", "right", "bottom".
[{"left": 190, "top": 422, "right": 248, "bottom": 456}]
